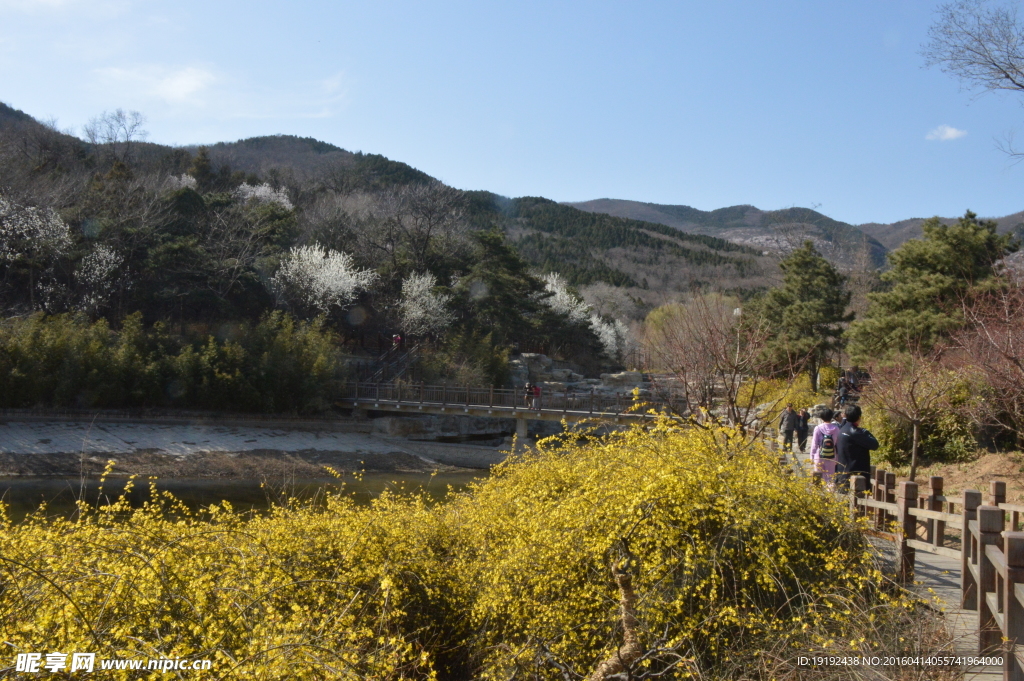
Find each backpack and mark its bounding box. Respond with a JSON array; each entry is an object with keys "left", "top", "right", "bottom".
[{"left": 820, "top": 432, "right": 836, "bottom": 459}]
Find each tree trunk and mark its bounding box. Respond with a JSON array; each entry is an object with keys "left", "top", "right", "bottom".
[
  {"left": 909, "top": 421, "right": 920, "bottom": 482},
  {"left": 809, "top": 357, "right": 819, "bottom": 393}
]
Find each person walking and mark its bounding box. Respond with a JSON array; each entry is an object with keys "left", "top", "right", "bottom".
[
  {"left": 810, "top": 407, "right": 841, "bottom": 482},
  {"left": 796, "top": 408, "right": 810, "bottom": 454},
  {"left": 835, "top": 404, "right": 879, "bottom": 490},
  {"left": 531, "top": 383, "right": 542, "bottom": 410},
  {"left": 778, "top": 403, "right": 800, "bottom": 453},
  {"left": 523, "top": 383, "right": 533, "bottom": 409}
]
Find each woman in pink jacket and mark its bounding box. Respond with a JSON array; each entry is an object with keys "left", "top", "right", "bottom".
[{"left": 810, "top": 408, "right": 842, "bottom": 481}]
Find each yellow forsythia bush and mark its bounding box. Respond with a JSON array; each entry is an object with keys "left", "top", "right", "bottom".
[{"left": 0, "top": 421, "right": 895, "bottom": 679}]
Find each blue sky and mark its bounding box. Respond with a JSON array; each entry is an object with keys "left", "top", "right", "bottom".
[{"left": 1, "top": 0, "right": 1022, "bottom": 224}]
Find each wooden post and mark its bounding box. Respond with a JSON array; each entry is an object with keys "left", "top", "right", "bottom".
[
  {"left": 850, "top": 475, "right": 868, "bottom": 520},
  {"left": 991, "top": 480, "right": 1007, "bottom": 507},
  {"left": 1003, "top": 532, "right": 1024, "bottom": 681},
  {"left": 885, "top": 472, "right": 897, "bottom": 530},
  {"left": 897, "top": 481, "right": 918, "bottom": 582},
  {"left": 992, "top": 480, "right": 1008, "bottom": 543},
  {"left": 963, "top": 490, "right": 983, "bottom": 610},
  {"left": 873, "top": 468, "right": 886, "bottom": 530},
  {"left": 929, "top": 476, "right": 945, "bottom": 547},
  {"left": 978, "top": 505, "right": 1005, "bottom": 653}
]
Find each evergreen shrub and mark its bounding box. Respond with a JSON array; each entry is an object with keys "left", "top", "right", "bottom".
[{"left": 0, "top": 311, "right": 343, "bottom": 413}]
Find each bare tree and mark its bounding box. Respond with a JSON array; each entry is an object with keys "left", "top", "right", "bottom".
[
  {"left": 354, "top": 182, "right": 469, "bottom": 282},
  {"left": 862, "top": 352, "right": 964, "bottom": 481},
  {"left": 925, "top": 0, "right": 1024, "bottom": 95},
  {"left": 951, "top": 274, "right": 1024, "bottom": 446},
  {"left": 83, "top": 109, "right": 148, "bottom": 165},
  {"left": 643, "top": 293, "right": 787, "bottom": 433},
  {"left": 924, "top": 0, "right": 1024, "bottom": 155}
]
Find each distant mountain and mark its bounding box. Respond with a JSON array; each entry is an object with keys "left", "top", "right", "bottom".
[
  {"left": 857, "top": 211, "right": 1024, "bottom": 251},
  {"left": 466, "top": 194, "right": 769, "bottom": 293},
  {"left": 568, "top": 199, "right": 888, "bottom": 270}
]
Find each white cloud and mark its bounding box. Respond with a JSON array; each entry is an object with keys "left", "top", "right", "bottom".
[
  {"left": 926, "top": 124, "right": 967, "bottom": 141},
  {"left": 153, "top": 67, "right": 217, "bottom": 102},
  {"left": 84, "top": 62, "right": 351, "bottom": 134},
  {"left": 320, "top": 71, "right": 348, "bottom": 96},
  {"left": 93, "top": 65, "right": 217, "bottom": 105}
]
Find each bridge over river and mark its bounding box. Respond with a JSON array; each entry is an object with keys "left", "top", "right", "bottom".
[{"left": 336, "top": 381, "right": 675, "bottom": 442}]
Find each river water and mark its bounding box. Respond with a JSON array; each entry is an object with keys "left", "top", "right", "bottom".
[{"left": 0, "top": 472, "right": 486, "bottom": 523}]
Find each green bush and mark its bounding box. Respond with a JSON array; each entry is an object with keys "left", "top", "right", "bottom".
[
  {"left": 0, "top": 312, "right": 344, "bottom": 413},
  {"left": 420, "top": 330, "right": 510, "bottom": 386},
  {"left": 862, "top": 407, "right": 977, "bottom": 468}
]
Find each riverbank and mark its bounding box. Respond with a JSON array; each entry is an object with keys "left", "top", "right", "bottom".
[{"left": 0, "top": 420, "right": 508, "bottom": 478}]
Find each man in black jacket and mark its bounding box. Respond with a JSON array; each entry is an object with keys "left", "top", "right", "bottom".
[
  {"left": 778, "top": 403, "right": 800, "bottom": 453},
  {"left": 835, "top": 404, "right": 879, "bottom": 489}
]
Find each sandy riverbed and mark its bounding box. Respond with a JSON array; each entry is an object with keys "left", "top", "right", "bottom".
[{"left": 0, "top": 421, "right": 506, "bottom": 478}]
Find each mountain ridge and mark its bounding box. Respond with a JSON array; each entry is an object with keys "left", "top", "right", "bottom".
[
  {"left": 568, "top": 199, "right": 889, "bottom": 269},
  {"left": 568, "top": 198, "right": 1024, "bottom": 263}
]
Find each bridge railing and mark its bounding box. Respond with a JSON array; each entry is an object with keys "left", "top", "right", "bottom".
[
  {"left": 848, "top": 471, "right": 1024, "bottom": 677},
  {"left": 341, "top": 381, "right": 680, "bottom": 416}
]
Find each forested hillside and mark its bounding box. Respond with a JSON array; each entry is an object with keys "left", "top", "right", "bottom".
[
  {"left": 569, "top": 198, "right": 889, "bottom": 269},
  {"left": 0, "top": 101, "right": 773, "bottom": 407},
  {"left": 0, "top": 102, "right": 771, "bottom": 329}
]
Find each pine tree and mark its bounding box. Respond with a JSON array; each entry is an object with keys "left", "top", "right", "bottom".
[
  {"left": 455, "top": 230, "right": 550, "bottom": 347},
  {"left": 747, "top": 242, "right": 851, "bottom": 391},
  {"left": 187, "top": 147, "right": 217, "bottom": 192},
  {"left": 847, "top": 211, "right": 1017, "bottom": 360}
]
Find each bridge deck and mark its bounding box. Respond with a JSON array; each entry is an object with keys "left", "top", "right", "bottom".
[
  {"left": 911, "top": 551, "right": 1002, "bottom": 680},
  {"left": 337, "top": 398, "right": 658, "bottom": 423},
  {"left": 337, "top": 382, "right": 668, "bottom": 423}
]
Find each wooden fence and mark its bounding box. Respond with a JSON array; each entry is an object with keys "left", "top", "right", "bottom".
[{"left": 849, "top": 469, "right": 1024, "bottom": 679}]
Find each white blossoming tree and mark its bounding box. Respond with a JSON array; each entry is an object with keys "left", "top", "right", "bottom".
[
  {"left": 0, "top": 195, "right": 74, "bottom": 310},
  {"left": 399, "top": 271, "right": 454, "bottom": 336},
  {"left": 541, "top": 271, "right": 636, "bottom": 361},
  {"left": 76, "top": 244, "right": 124, "bottom": 313},
  {"left": 272, "top": 244, "right": 377, "bottom": 315},
  {"left": 164, "top": 174, "right": 198, "bottom": 192},
  {"left": 590, "top": 315, "right": 636, "bottom": 362},
  {"left": 233, "top": 183, "right": 293, "bottom": 211},
  {"left": 542, "top": 273, "right": 591, "bottom": 324}
]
